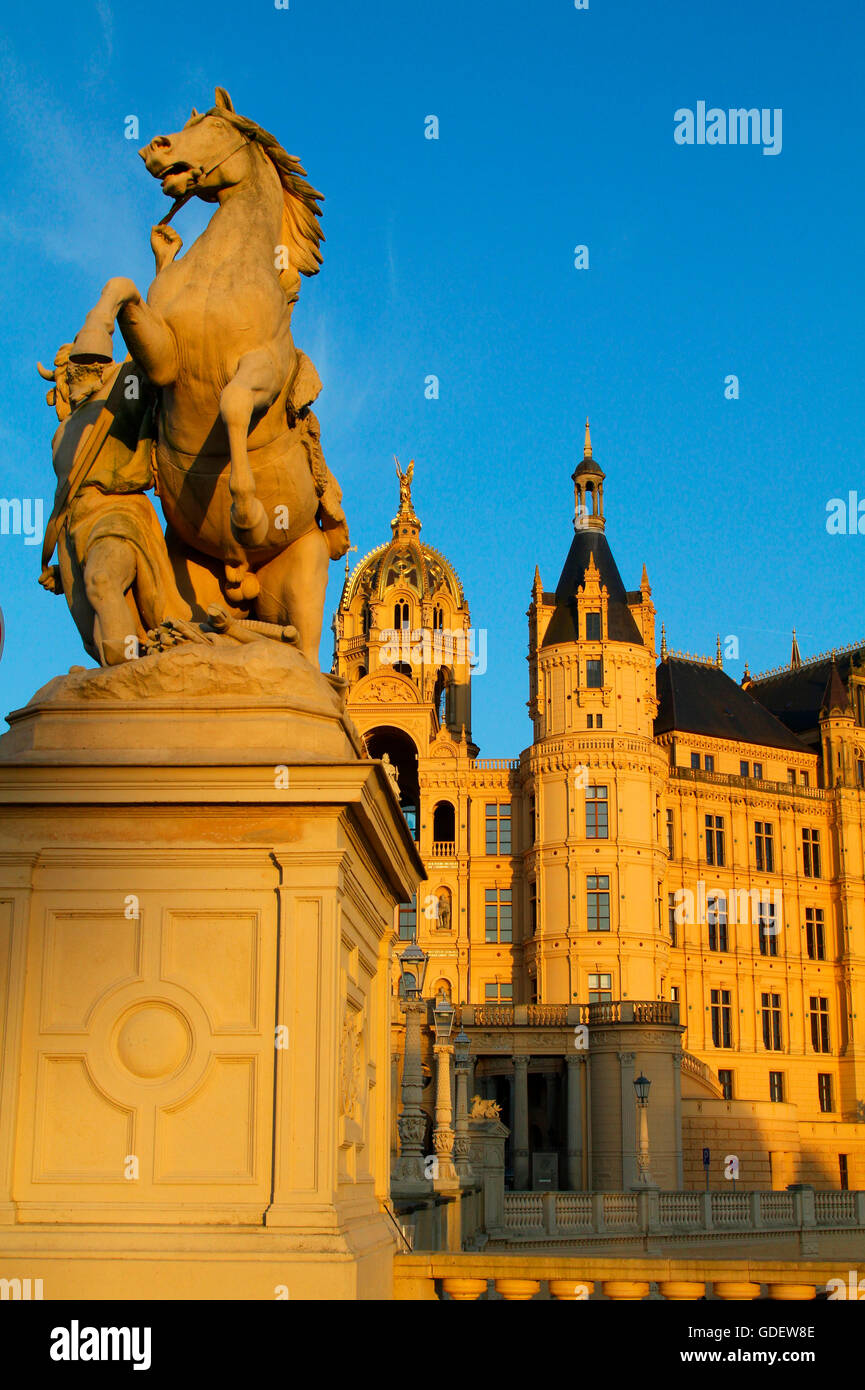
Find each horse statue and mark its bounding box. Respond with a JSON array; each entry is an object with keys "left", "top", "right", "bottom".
[{"left": 69, "top": 87, "right": 348, "bottom": 666}]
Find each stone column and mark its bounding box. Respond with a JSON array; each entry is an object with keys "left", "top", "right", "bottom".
[
  {"left": 432, "top": 1043, "right": 457, "bottom": 1181},
  {"left": 394, "top": 998, "right": 427, "bottom": 1188},
  {"left": 565, "top": 1054, "right": 584, "bottom": 1190},
  {"left": 672, "top": 1048, "right": 684, "bottom": 1188},
  {"left": 453, "top": 1056, "right": 473, "bottom": 1180},
  {"left": 618, "top": 1051, "right": 637, "bottom": 1189},
  {"left": 512, "top": 1056, "right": 530, "bottom": 1190}
]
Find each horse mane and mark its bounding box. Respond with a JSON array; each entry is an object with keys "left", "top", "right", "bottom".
[{"left": 198, "top": 89, "right": 324, "bottom": 303}]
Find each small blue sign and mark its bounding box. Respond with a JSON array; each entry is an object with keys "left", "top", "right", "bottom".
[{"left": 702, "top": 1147, "right": 711, "bottom": 1167}]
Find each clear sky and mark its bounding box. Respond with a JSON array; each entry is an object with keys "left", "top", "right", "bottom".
[{"left": 1, "top": 0, "right": 863, "bottom": 755}]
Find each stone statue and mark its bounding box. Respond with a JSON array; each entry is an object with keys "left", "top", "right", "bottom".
[
  {"left": 470, "top": 1097, "right": 502, "bottom": 1120},
  {"left": 394, "top": 456, "right": 414, "bottom": 513},
  {"left": 437, "top": 893, "right": 451, "bottom": 932},
  {"left": 380, "top": 752, "right": 401, "bottom": 797},
  {"left": 58, "top": 87, "right": 348, "bottom": 668},
  {"left": 37, "top": 346, "right": 191, "bottom": 665}
]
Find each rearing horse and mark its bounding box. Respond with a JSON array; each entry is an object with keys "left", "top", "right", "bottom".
[{"left": 71, "top": 87, "right": 348, "bottom": 665}]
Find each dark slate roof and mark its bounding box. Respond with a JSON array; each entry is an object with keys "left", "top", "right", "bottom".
[
  {"left": 749, "top": 647, "right": 864, "bottom": 737},
  {"left": 655, "top": 657, "right": 809, "bottom": 751},
  {"left": 542, "top": 529, "right": 643, "bottom": 647}
]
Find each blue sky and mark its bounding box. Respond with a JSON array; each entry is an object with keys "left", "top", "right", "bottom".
[{"left": 1, "top": 0, "right": 863, "bottom": 754}]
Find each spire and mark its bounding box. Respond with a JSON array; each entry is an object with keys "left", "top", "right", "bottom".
[
  {"left": 820, "top": 658, "right": 852, "bottom": 718},
  {"left": 572, "top": 418, "right": 605, "bottom": 532},
  {"left": 716, "top": 634, "right": 723, "bottom": 668},
  {"left": 532, "top": 565, "right": 543, "bottom": 602},
  {"left": 640, "top": 563, "right": 651, "bottom": 596},
  {"left": 790, "top": 628, "right": 802, "bottom": 668},
  {"left": 660, "top": 623, "right": 668, "bottom": 660}
]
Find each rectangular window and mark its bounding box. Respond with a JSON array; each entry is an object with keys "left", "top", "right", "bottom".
[
  {"left": 718, "top": 1069, "right": 733, "bottom": 1100},
  {"left": 753, "top": 762, "right": 763, "bottom": 780},
  {"left": 588, "top": 971, "right": 612, "bottom": 1004},
  {"left": 759, "top": 901, "right": 779, "bottom": 957},
  {"left": 858, "top": 759, "right": 865, "bottom": 788},
  {"left": 398, "top": 895, "right": 417, "bottom": 941},
  {"left": 755, "top": 821, "right": 775, "bottom": 872},
  {"left": 705, "top": 815, "right": 726, "bottom": 867},
  {"left": 485, "top": 887, "right": 513, "bottom": 943},
  {"left": 667, "top": 892, "right": 678, "bottom": 947},
  {"left": 666, "top": 808, "right": 675, "bottom": 855},
  {"left": 801, "top": 770, "right": 810, "bottom": 787},
  {"left": 586, "top": 658, "right": 603, "bottom": 689},
  {"left": 761, "top": 992, "right": 783, "bottom": 1050},
  {"left": 596, "top": 713, "right": 603, "bottom": 729},
  {"left": 840, "top": 1154, "right": 849, "bottom": 1190},
  {"left": 802, "top": 828, "right": 821, "bottom": 878},
  {"left": 587, "top": 713, "right": 594, "bottom": 728},
  {"left": 740, "top": 759, "right": 750, "bottom": 778},
  {"left": 704, "top": 755, "right": 715, "bottom": 772},
  {"left": 787, "top": 768, "right": 796, "bottom": 784},
  {"left": 806, "top": 907, "right": 825, "bottom": 960},
  {"left": 670, "top": 985, "right": 680, "bottom": 1002},
  {"left": 485, "top": 803, "right": 512, "bottom": 855},
  {"left": 484, "top": 980, "right": 513, "bottom": 1003},
  {"left": 707, "top": 894, "right": 728, "bottom": 952},
  {"left": 691, "top": 752, "right": 701, "bottom": 770},
  {"left": 810, "top": 996, "right": 830, "bottom": 1053},
  {"left": 585, "top": 611, "right": 602, "bottom": 641},
  {"left": 769, "top": 1071, "right": 784, "bottom": 1103},
  {"left": 529, "top": 794, "right": 536, "bottom": 845},
  {"left": 585, "top": 785, "right": 609, "bottom": 838},
  {"left": 710, "top": 988, "right": 733, "bottom": 1048},
  {"left": 587, "top": 875, "right": 611, "bottom": 932},
  {"left": 529, "top": 880, "right": 537, "bottom": 936},
  {"left": 818, "top": 1073, "right": 833, "bottom": 1113}
]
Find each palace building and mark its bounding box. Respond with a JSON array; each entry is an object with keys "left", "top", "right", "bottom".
[{"left": 331, "top": 426, "right": 865, "bottom": 1194}]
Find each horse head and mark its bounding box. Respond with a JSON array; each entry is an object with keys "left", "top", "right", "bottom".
[{"left": 139, "top": 87, "right": 325, "bottom": 299}]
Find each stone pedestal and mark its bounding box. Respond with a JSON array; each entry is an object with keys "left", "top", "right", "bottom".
[{"left": 0, "top": 646, "right": 422, "bottom": 1299}]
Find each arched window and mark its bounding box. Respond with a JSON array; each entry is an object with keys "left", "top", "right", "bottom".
[
  {"left": 434, "top": 667, "right": 450, "bottom": 725},
  {"left": 393, "top": 662, "right": 413, "bottom": 677},
  {"left": 361, "top": 603, "right": 371, "bottom": 635},
  {"left": 394, "top": 601, "right": 410, "bottom": 630},
  {"left": 433, "top": 801, "right": 456, "bottom": 843},
  {"left": 432, "top": 605, "right": 444, "bottom": 632}
]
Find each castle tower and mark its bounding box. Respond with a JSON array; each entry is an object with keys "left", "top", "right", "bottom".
[{"left": 524, "top": 426, "right": 666, "bottom": 1008}]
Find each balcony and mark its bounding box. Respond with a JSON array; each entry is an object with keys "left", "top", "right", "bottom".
[
  {"left": 457, "top": 1001, "right": 678, "bottom": 1028},
  {"left": 670, "top": 765, "right": 827, "bottom": 800},
  {"left": 430, "top": 841, "right": 456, "bottom": 858}
]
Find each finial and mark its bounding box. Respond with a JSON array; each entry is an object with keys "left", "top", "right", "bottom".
[
  {"left": 790, "top": 628, "right": 802, "bottom": 669},
  {"left": 584, "top": 418, "right": 592, "bottom": 457},
  {"left": 640, "top": 563, "right": 651, "bottom": 595},
  {"left": 660, "top": 623, "right": 668, "bottom": 660},
  {"left": 716, "top": 634, "right": 723, "bottom": 667},
  {"left": 742, "top": 661, "right": 751, "bottom": 686}
]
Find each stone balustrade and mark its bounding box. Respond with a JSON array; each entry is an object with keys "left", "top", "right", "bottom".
[
  {"left": 487, "top": 1188, "right": 865, "bottom": 1251},
  {"left": 393, "top": 1252, "right": 851, "bottom": 1300}
]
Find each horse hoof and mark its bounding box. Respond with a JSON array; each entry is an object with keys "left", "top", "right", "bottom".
[{"left": 230, "top": 499, "right": 269, "bottom": 549}]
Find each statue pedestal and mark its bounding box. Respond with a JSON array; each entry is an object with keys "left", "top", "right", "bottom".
[{"left": 0, "top": 647, "right": 422, "bottom": 1299}]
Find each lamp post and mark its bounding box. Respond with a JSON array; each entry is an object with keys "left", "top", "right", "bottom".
[
  {"left": 633, "top": 1072, "right": 656, "bottom": 1188},
  {"left": 431, "top": 991, "right": 457, "bottom": 1182},
  {"left": 394, "top": 942, "right": 429, "bottom": 1188},
  {"left": 453, "top": 1027, "right": 473, "bottom": 1181}
]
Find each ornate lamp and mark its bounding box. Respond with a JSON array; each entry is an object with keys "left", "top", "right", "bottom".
[
  {"left": 633, "top": 1073, "right": 651, "bottom": 1106},
  {"left": 398, "top": 941, "right": 429, "bottom": 1000},
  {"left": 454, "top": 1028, "right": 471, "bottom": 1067},
  {"left": 433, "top": 990, "right": 456, "bottom": 1043}
]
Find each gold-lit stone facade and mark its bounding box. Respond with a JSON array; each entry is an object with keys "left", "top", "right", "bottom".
[{"left": 334, "top": 431, "right": 865, "bottom": 1192}]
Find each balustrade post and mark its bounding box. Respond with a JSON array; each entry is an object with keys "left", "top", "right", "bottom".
[
  {"left": 749, "top": 1190, "right": 762, "bottom": 1231},
  {"left": 542, "top": 1191, "right": 558, "bottom": 1235},
  {"left": 592, "top": 1191, "right": 606, "bottom": 1235}
]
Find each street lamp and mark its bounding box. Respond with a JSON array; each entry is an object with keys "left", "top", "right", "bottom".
[
  {"left": 394, "top": 942, "right": 430, "bottom": 1189},
  {"left": 398, "top": 941, "right": 429, "bottom": 1000},
  {"left": 632, "top": 1072, "right": 655, "bottom": 1188},
  {"left": 431, "top": 990, "right": 457, "bottom": 1182},
  {"left": 453, "top": 1028, "right": 473, "bottom": 1180},
  {"left": 433, "top": 990, "right": 456, "bottom": 1043}
]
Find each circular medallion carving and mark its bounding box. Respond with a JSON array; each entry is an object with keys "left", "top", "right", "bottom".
[{"left": 115, "top": 1003, "right": 191, "bottom": 1080}]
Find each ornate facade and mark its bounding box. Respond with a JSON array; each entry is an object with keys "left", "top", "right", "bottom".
[{"left": 332, "top": 429, "right": 865, "bottom": 1192}]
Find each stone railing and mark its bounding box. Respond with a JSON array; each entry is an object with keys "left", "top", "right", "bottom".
[
  {"left": 681, "top": 1051, "right": 722, "bottom": 1090},
  {"left": 430, "top": 841, "right": 456, "bottom": 858},
  {"left": 576, "top": 1000, "right": 680, "bottom": 1026},
  {"left": 469, "top": 758, "right": 521, "bottom": 772},
  {"left": 670, "top": 765, "right": 827, "bottom": 800},
  {"left": 489, "top": 1188, "right": 865, "bottom": 1253},
  {"left": 470, "top": 1005, "right": 515, "bottom": 1027},
  {"left": 526, "top": 1005, "right": 568, "bottom": 1026},
  {"left": 394, "top": 1252, "right": 849, "bottom": 1300}
]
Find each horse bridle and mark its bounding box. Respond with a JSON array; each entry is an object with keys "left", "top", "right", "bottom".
[{"left": 157, "top": 134, "right": 253, "bottom": 227}]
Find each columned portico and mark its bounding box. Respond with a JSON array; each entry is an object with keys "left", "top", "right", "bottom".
[{"left": 512, "top": 1056, "right": 530, "bottom": 1189}]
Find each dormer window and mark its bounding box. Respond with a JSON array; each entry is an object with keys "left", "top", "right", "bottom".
[{"left": 585, "top": 611, "right": 601, "bottom": 641}]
